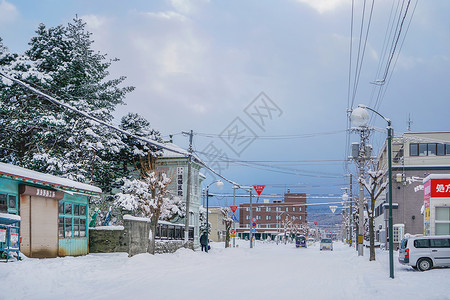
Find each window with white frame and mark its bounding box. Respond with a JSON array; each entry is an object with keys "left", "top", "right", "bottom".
[
  {"left": 266, "top": 215, "right": 271, "bottom": 220},
  {"left": 246, "top": 215, "right": 249, "bottom": 220},
  {"left": 256, "top": 215, "right": 261, "bottom": 220},
  {"left": 436, "top": 207, "right": 450, "bottom": 235},
  {"left": 256, "top": 207, "right": 261, "bottom": 212},
  {"left": 266, "top": 207, "right": 271, "bottom": 212},
  {"left": 292, "top": 207, "right": 296, "bottom": 212},
  {"left": 276, "top": 207, "right": 280, "bottom": 212}
]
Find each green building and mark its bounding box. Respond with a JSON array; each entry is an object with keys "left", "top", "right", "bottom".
[{"left": 0, "top": 162, "right": 101, "bottom": 258}]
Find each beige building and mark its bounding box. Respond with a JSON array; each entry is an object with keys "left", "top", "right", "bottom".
[
  {"left": 208, "top": 207, "right": 227, "bottom": 242},
  {"left": 375, "top": 132, "right": 450, "bottom": 247}
]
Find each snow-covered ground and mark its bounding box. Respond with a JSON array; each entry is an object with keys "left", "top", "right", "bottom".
[{"left": 1, "top": 240, "right": 449, "bottom": 300}]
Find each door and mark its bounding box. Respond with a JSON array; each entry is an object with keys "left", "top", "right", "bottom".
[
  {"left": 430, "top": 238, "right": 450, "bottom": 266},
  {"left": 20, "top": 195, "right": 58, "bottom": 258}
]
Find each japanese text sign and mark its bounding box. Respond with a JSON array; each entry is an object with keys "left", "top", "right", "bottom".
[{"left": 253, "top": 185, "right": 265, "bottom": 196}]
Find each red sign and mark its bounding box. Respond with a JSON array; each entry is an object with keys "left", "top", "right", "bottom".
[
  {"left": 426, "top": 178, "right": 450, "bottom": 198},
  {"left": 230, "top": 206, "right": 238, "bottom": 213},
  {"left": 253, "top": 185, "right": 265, "bottom": 196},
  {"left": 314, "top": 222, "right": 318, "bottom": 226},
  {"left": 230, "top": 229, "right": 236, "bottom": 235},
  {"left": 252, "top": 222, "right": 257, "bottom": 227}
]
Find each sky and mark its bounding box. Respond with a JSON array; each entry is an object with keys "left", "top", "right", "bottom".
[
  {"left": 1, "top": 240, "right": 450, "bottom": 299},
  {"left": 1, "top": 0, "right": 449, "bottom": 205}
]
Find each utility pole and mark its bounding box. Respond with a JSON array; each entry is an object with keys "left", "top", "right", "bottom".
[
  {"left": 357, "top": 128, "right": 370, "bottom": 256},
  {"left": 349, "top": 173, "right": 353, "bottom": 247},
  {"left": 182, "top": 130, "right": 193, "bottom": 246}
]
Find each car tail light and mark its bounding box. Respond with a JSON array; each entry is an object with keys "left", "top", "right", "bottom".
[{"left": 405, "top": 248, "right": 409, "bottom": 259}]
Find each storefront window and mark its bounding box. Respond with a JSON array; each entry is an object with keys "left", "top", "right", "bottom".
[
  {"left": 74, "top": 204, "right": 80, "bottom": 216},
  {"left": 0, "top": 194, "right": 7, "bottom": 213},
  {"left": 65, "top": 203, "right": 72, "bottom": 215},
  {"left": 436, "top": 223, "right": 450, "bottom": 235},
  {"left": 59, "top": 201, "right": 87, "bottom": 238},
  {"left": 80, "top": 205, "right": 86, "bottom": 216},
  {"left": 8, "top": 195, "right": 16, "bottom": 209},
  {"left": 436, "top": 207, "right": 450, "bottom": 235},
  {"left": 58, "top": 217, "right": 64, "bottom": 238},
  {"left": 73, "top": 218, "right": 80, "bottom": 237},
  {"left": 65, "top": 218, "right": 72, "bottom": 237},
  {"left": 80, "top": 219, "right": 86, "bottom": 237}
]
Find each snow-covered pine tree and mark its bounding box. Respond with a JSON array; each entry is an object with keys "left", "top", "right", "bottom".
[
  {"left": 118, "top": 112, "right": 162, "bottom": 174},
  {"left": 0, "top": 18, "right": 135, "bottom": 193}
]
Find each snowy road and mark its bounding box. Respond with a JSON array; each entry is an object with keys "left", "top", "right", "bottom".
[{"left": 1, "top": 240, "right": 449, "bottom": 300}]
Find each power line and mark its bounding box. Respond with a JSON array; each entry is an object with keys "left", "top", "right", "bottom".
[{"left": 0, "top": 71, "right": 241, "bottom": 187}]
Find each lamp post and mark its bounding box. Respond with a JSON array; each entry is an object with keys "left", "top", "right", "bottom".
[
  {"left": 341, "top": 191, "right": 349, "bottom": 244},
  {"left": 351, "top": 104, "right": 394, "bottom": 279},
  {"left": 350, "top": 106, "right": 370, "bottom": 257},
  {"left": 205, "top": 180, "right": 224, "bottom": 253}
]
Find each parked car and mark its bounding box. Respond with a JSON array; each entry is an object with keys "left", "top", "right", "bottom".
[
  {"left": 399, "top": 235, "right": 450, "bottom": 271},
  {"left": 295, "top": 235, "right": 307, "bottom": 248},
  {"left": 320, "top": 238, "right": 333, "bottom": 251},
  {"left": 307, "top": 238, "right": 315, "bottom": 247}
]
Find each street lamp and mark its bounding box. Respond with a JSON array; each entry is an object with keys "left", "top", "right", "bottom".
[
  {"left": 205, "top": 180, "right": 224, "bottom": 253},
  {"left": 351, "top": 104, "right": 394, "bottom": 279}
]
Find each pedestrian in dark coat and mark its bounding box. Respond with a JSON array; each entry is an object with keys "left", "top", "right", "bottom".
[{"left": 200, "top": 232, "right": 208, "bottom": 252}]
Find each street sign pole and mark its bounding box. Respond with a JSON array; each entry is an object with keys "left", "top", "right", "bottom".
[
  {"left": 233, "top": 186, "right": 236, "bottom": 248},
  {"left": 249, "top": 190, "right": 253, "bottom": 248}
]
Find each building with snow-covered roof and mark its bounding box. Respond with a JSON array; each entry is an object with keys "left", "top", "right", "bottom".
[
  {"left": 157, "top": 143, "right": 206, "bottom": 249},
  {"left": 0, "top": 162, "right": 101, "bottom": 258},
  {"left": 374, "top": 132, "right": 450, "bottom": 248}
]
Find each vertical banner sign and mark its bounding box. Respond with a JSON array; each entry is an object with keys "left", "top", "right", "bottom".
[
  {"left": 424, "top": 180, "right": 431, "bottom": 221},
  {"left": 253, "top": 185, "right": 265, "bottom": 196},
  {"left": 177, "top": 167, "right": 184, "bottom": 196}
]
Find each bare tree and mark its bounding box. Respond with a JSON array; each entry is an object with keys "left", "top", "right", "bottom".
[
  {"left": 115, "top": 154, "right": 172, "bottom": 255},
  {"left": 220, "top": 207, "right": 233, "bottom": 248},
  {"left": 360, "top": 169, "right": 387, "bottom": 261}
]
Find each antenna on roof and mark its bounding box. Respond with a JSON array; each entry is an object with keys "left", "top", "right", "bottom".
[{"left": 407, "top": 114, "right": 413, "bottom": 132}]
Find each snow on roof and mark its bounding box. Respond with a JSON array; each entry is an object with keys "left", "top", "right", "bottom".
[
  {"left": 423, "top": 174, "right": 450, "bottom": 183},
  {"left": 159, "top": 143, "right": 200, "bottom": 160},
  {"left": 90, "top": 225, "right": 124, "bottom": 231},
  {"left": 0, "top": 162, "right": 101, "bottom": 194},
  {"left": 0, "top": 212, "right": 21, "bottom": 221}
]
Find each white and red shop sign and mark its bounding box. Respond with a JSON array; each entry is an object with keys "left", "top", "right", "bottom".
[{"left": 424, "top": 177, "right": 450, "bottom": 198}]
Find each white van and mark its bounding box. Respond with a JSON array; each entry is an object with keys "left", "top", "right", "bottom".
[{"left": 398, "top": 235, "right": 450, "bottom": 271}]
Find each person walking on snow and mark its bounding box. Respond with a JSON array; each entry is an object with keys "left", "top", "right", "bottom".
[{"left": 200, "top": 232, "right": 208, "bottom": 252}]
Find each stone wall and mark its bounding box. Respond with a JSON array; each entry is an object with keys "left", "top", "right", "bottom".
[
  {"left": 89, "top": 226, "right": 127, "bottom": 253},
  {"left": 89, "top": 216, "right": 193, "bottom": 256}
]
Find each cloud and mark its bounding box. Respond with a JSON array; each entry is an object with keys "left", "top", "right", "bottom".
[
  {"left": 169, "top": 0, "right": 210, "bottom": 15},
  {"left": 0, "top": 0, "right": 19, "bottom": 24},
  {"left": 294, "top": 0, "right": 350, "bottom": 14}
]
